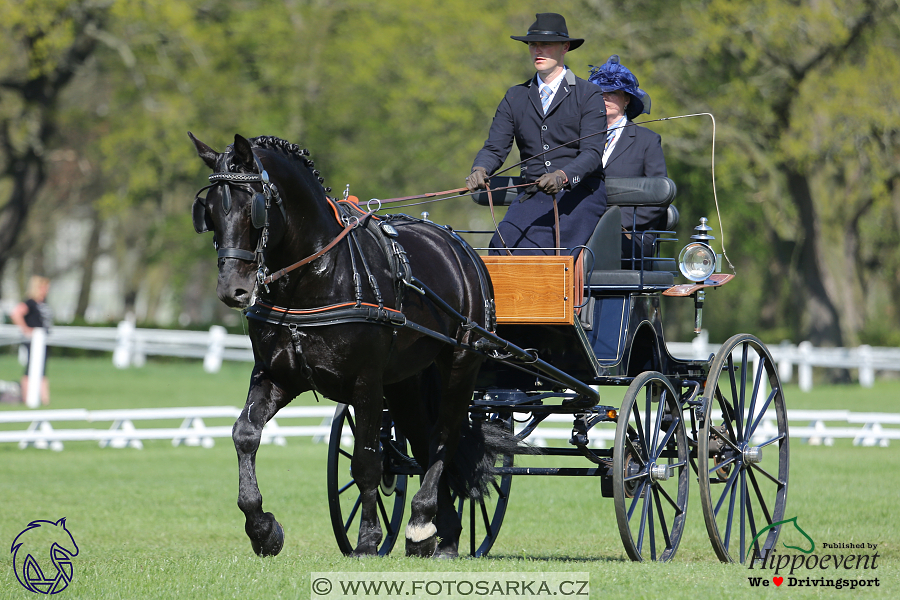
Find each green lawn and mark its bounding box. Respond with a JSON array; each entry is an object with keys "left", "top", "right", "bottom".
[{"left": 1, "top": 355, "right": 898, "bottom": 599}]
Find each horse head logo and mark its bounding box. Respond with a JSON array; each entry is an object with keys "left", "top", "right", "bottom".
[{"left": 10, "top": 518, "right": 79, "bottom": 594}]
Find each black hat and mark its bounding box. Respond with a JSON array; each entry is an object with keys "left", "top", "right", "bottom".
[{"left": 511, "top": 13, "right": 584, "bottom": 51}]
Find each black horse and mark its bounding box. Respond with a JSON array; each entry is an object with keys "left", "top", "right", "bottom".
[{"left": 190, "top": 133, "right": 506, "bottom": 558}]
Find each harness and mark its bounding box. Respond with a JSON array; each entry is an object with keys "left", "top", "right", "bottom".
[{"left": 194, "top": 150, "right": 497, "bottom": 393}]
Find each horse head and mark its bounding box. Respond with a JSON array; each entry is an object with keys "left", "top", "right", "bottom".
[
  {"left": 11, "top": 518, "right": 79, "bottom": 593},
  {"left": 190, "top": 133, "right": 290, "bottom": 308}
]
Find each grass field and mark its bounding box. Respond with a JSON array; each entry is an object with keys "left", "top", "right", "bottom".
[{"left": 1, "top": 354, "right": 898, "bottom": 599}]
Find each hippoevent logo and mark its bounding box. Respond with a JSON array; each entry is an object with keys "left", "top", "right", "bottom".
[
  {"left": 10, "top": 518, "right": 79, "bottom": 594},
  {"left": 747, "top": 517, "right": 880, "bottom": 591}
]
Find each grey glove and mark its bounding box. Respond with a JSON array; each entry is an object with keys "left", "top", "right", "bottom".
[
  {"left": 466, "top": 166, "right": 489, "bottom": 192},
  {"left": 536, "top": 170, "right": 568, "bottom": 195}
]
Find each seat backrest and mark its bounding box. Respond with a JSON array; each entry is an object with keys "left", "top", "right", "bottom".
[{"left": 583, "top": 205, "right": 621, "bottom": 273}]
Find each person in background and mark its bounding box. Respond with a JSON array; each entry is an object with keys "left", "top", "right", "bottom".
[
  {"left": 10, "top": 275, "right": 53, "bottom": 405},
  {"left": 466, "top": 13, "right": 606, "bottom": 255},
  {"left": 588, "top": 55, "right": 667, "bottom": 265}
]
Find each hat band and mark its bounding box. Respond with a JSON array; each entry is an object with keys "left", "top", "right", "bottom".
[{"left": 526, "top": 29, "right": 570, "bottom": 38}]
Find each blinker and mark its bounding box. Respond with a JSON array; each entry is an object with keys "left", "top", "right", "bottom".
[{"left": 251, "top": 192, "right": 268, "bottom": 229}]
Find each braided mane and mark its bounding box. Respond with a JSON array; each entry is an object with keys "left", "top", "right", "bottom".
[{"left": 249, "top": 135, "right": 331, "bottom": 193}]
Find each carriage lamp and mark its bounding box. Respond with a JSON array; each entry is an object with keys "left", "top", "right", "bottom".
[{"left": 678, "top": 217, "right": 717, "bottom": 282}]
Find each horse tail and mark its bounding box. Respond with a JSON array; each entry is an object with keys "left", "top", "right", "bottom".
[{"left": 445, "top": 415, "right": 538, "bottom": 501}]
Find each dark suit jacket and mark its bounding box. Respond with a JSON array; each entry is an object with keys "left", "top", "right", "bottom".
[
  {"left": 603, "top": 122, "right": 668, "bottom": 231},
  {"left": 473, "top": 69, "right": 606, "bottom": 186}
]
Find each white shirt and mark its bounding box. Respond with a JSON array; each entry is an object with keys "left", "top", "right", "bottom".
[
  {"left": 537, "top": 68, "right": 567, "bottom": 111},
  {"left": 603, "top": 115, "right": 628, "bottom": 167}
]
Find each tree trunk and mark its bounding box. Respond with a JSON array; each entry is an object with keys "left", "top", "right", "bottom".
[
  {"left": 74, "top": 211, "right": 104, "bottom": 320},
  {"left": 784, "top": 166, "right": 844, "bottom": 347}
]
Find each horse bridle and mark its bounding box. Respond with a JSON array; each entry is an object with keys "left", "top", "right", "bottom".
[{"left": 192, "top": 151, "right": 286, "bottom": 288}]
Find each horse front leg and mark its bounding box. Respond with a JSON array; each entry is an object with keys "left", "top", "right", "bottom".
[{"left": 232, "top": 368, "right": 291, "bottom": 556}]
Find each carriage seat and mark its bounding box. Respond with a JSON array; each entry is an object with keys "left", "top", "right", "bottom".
[{"left": 472, "top": 176, "right": 678, "bottom": 288}]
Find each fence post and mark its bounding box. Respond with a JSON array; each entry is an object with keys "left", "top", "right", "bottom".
[
  {"left": 112, "top": 320, "right": 134, "bottom": 369},
  {"left": 25, "top": 327, "right": 47, "bottom": 409},
  {"left": 858, "top": 344, "right": 874, "bottom": 388},
  {"left": 798, "top": 341, "right": 813, "bottom": 392},
  {"left": 778, "top": 340, "right": 793, "bottom": 384},
  {"left": 204, "top": 325, "right": 227, "bottom": 373}
]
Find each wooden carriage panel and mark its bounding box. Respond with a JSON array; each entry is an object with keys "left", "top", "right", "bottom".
[{"left": 482, "top": 256, "right": 574, "bottom": 325}]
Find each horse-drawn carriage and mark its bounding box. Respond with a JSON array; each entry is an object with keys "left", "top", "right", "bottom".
[{"left": 190, "top": 133, "right": 788, "bottom": 564}]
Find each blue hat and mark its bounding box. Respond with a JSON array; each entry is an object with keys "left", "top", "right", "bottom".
[{"left": 588, "top": 55, "right": 651, "bottom": 120}]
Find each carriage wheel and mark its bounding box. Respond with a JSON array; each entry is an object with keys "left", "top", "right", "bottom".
[
  {"left": 326, "top": 404, "right": 408, "bottom": 556},
  {"left": 698, "top": 334, "right": 789, "bottom": 564},
  {"left": 450, "top": 413, "right": 514, "bottom": 557},
  {"left": 613, "top": 371, "right": 689, "bottom": 562}
]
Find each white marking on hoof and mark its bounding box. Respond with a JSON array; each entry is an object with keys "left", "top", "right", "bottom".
[{"left": 405, "top": 522, "right": 437, "bottom": 543}]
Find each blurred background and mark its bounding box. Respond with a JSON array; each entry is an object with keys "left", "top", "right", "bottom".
[{"left": 1, "top": 0, "right": 898, "bottom": 347}]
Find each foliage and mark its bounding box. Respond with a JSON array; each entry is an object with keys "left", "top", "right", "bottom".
[{"left": 1, "top": 1, "right": 899, "bottom": 345}]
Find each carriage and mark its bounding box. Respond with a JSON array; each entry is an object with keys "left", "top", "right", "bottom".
[
  {"left": 190, "top": 133, "right": 788, "bottom": 565},
  {"left": 325, "top": 175, "right": 789, "bottom": 564}
]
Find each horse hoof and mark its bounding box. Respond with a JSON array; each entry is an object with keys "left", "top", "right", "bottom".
[
  {"left": 251, "top": 517, "right": 285, "bottom": 557},
  {"left": 433, "top": 549, "right": 459, "bottom": 560},
  {"left": 406, "top": 535, "right": 437, "bottom": 558}
]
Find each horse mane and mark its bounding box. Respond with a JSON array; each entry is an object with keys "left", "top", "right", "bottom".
[{"left": 248, "top": 135, "right": 332, "bottom": 193}]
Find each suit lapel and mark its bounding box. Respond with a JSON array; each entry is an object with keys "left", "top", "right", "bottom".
[{"left": 607, "top": 126, "right": 636, "bottom": 168}]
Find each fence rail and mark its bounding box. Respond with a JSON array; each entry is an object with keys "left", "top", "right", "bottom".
[
  {"left": 1, "top": 406, "right": 896, "bottom": 451},
  {"left": 2, "top": 324, "right": 898, "bottom": 393}
]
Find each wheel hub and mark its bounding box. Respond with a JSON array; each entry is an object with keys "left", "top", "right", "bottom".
[
  {"left": 742, "top": 445, "right": 763, "bottom": 464},
  {"left": 649, "top": 463, "right": 672, "bottom": 482}
]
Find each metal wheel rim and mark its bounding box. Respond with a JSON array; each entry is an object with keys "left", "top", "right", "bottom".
[
  {"left": 613, "top": 371, "right": 689, "bottom": 562},
  {"left": 326, "top": 404, "right": 408, "bottom": 556},
  {"left": 697, "top": 334, "right": 790, "bottom": 564}
]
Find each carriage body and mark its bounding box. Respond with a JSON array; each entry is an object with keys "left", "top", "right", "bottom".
[{"left": 329, "top": 176, "right": 789, "bottom": 564}]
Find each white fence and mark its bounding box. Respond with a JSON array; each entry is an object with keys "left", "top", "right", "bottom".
[
  {"left": 2, "top": 324, "right": 899, "bottom": 392},
  {"left": 1, "top": 405, "right": 897, "bottom": 452}
]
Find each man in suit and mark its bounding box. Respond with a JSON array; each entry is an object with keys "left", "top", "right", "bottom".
[
  {"left": 588, "top": 55, "right": 668, "bottom": 265},
  {"left": 465, "top": 13, "right": 606, "bottom": 255}
]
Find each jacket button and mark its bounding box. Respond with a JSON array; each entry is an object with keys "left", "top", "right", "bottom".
[
  {"left": 545, "top": 161, "right": 551, "bottom": 166},
  {"left": 541, "top": 125, "right": 548, "bottom": 131},
  {"left": 543, "top": 144, "right": 549, "bottom": 150}
]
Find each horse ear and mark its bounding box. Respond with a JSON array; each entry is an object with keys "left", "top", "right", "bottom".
[
  {"left": 233, "top": 134, "right": 255, "bottom": 170},
  {"left": 189, "top": 132, "right": 219, "bottom": 169}
]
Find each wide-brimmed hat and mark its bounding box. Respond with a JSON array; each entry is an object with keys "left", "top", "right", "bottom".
[
  {"left": 511, "top": 13, "right": 584, "bottom": 51},
  {"left": 588, "top": 55, "right": 651, "bottom": 120}
]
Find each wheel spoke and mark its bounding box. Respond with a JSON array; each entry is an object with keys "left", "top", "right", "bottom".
[
  {"left": 651, "top": 389, "right": 666, "bottom": 455},
  {"left": 713, "top": 464, "right": 741, "bottom": 517},
  {"left": 637, "top": 482, "right": 652, "bottom": 554},
  {"left": 714, "top": 388, "right": 740, "bottom": 444},
  {"left": 632, "top": 404, "right": 649, "bottom": 462},
  {"left": 648, "top": 486, "right": 657, "bottom": 561},
  {"left": 748, "top": 468, "right": 774, "bottom": 525},
  {"left": 722, "top": 469, "right": 739, "bottom": 553},
  {"left": 344, "top": 495, "right": 362, "bottom": 533},
  {"left": 627, "top": 479, "right": 648, "bottom": 520},
  {"left": 346, "top": 411, "right": 356, "bottom": 434},
  {"left": 749, "top": 461, "right": 786, "bottom": 487},
  {"left": 746, "top": 486, "right": 760, "bottom": 562},
  {"left": 338, "top": 447, "right": 353, "bottom": 460},
  {"left": 625, "top": 435, "right": 647, "bottom": 468},
  {"left": 655, "top": 412, "right": 682, "bottom": 456},
  {"left": 756, "top": 433, "right": 786, "bottom": 448},
  {"left": 708, "top": 453, "right": 738, "bottom": 476},
  {"left": 470, "top": 498, "right": 476, "bottom": 556},
  {"left": 737, "top": 343, "right": 749, "bottom": 436},
  {"left": 725, "top": 356, "right": 742, "bottom": 439},
  {"left": 655, "top": 481, "right": 683, "bottom": 513},
  {"left": 740, "top": 469, "right": 747, "bottom": 564},
  {"left": 337, "top": 479, "right": 357, "bottom": 495},
  {"left": 653, "top": 486, "right": 672, "bottom": 550},
  {"left": 744, "top": 355, "right": 766, "bottom": 440},
  {"left": 480, "top": 499, "right": 493, "bottom": 537},
  {"left": 747, "top": 387, "right": 778, "bottom": 439},
  {"left": 377, "top": 492, "right": 392, "bottom": 537}
]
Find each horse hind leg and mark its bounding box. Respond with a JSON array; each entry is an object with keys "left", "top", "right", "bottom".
[{"left": 232, "top": 375, "right": 288, "bottom": 556}]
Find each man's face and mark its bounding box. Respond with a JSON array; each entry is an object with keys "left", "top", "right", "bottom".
[{"left": 529, "top": 41, "right": 569, "bottom": 76}]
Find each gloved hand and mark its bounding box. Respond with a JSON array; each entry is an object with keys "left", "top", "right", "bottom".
[
  {"left": 536, "top": 170, "right": 568, "bottom": 195},
  {"left": 466, "top": 166, "right": 489, "bottom": 192}
]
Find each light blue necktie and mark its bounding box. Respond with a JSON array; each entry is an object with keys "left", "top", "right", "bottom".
[{"left": 540, "top": 87, "right": 551, "bottom": 114}]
